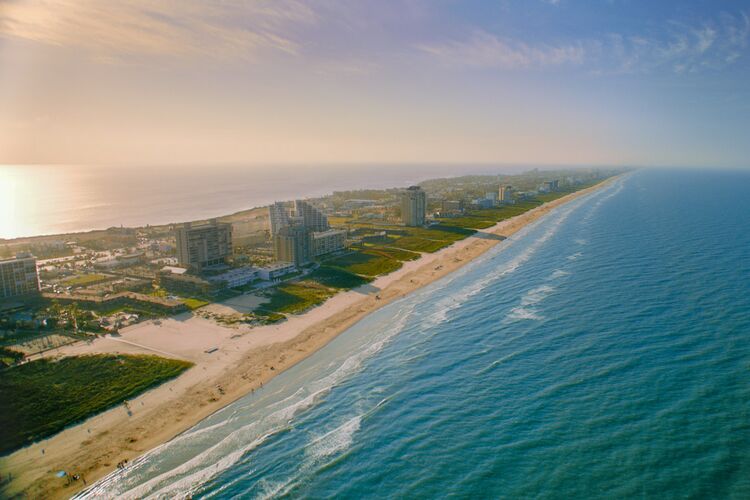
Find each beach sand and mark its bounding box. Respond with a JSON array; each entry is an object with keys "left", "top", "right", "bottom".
[{"left": 0, "top": 178, "right": 614, "bottom": 499}]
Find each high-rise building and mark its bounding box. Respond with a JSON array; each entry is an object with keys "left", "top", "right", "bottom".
[
  {"left": 294, "top": 200, "right": 329, "bottom": 232},
  {"left": 0, "top": 253, "right": 40, "bottom": 300},
  {"left": 273, "top": 225, "right": 312, "bottom": 267},
  {"left": 401, "top": 186, "right": 426, "bottom": 226},
  {"left": 269, "top": 202, "right": 292, "bottom": 236},
  {"left": 270, "top": 200, "right": 329, "bottom": 235},
  {"left": 175, "top": 219, "right": 232, "bottom": 270},
  {"left": 270, "top": 200, "right": 344, "bottom": 265},
  {"left": 499, "top": 185, "right": 513, "bottom": 203}
]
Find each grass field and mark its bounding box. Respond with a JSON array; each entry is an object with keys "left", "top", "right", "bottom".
[{"left": 0, "top": 354, "right": 193, "bottom": 455}]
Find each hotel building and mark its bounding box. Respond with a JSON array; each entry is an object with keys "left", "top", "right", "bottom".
[
  {"left": 499, "top": 185, "right": 513, "bottom": 204},
  {"left": 313, "top": 229, "right": 347, "bottom": 257},
  {"left": 0, "top": 254, "right": 40, "bottom": 300},
  {"left": 401, "top": 186, "right": 427, "bottom": 226},
  {"left": 270, "top": 200, "right": 346, "bottom": 266},
  {"left": 175, "top": 219, "right": 233, "bottom": 270}
]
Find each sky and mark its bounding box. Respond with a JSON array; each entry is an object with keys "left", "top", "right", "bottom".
[{"left": 1, "top": 0, "right": 749, "bottom": 168}]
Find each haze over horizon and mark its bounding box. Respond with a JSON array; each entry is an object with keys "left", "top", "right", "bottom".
[{"left": 2, "top": 1, "right": 750, "bottom": 168}]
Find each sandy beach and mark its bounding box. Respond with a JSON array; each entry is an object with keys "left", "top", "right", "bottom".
[{"left": 0, "top": 178, "right": 614, "bottom": 499}]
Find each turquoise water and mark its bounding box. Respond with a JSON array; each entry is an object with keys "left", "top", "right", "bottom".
[{"left": 79, "top": 169, "right": 750, "bottom": 499}]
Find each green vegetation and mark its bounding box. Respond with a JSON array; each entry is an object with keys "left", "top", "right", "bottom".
[
  {"left": 437, "top": 201, "right": 546, "bottom": 230},
  {"left": 436, "top": 217, "right": 496, "bottom": 229},
  {"left": 403, "top": 226, "right": 472, "bottom": 241},
  {"left": 180, "top": 297, "right": 210, "bottom": 310},
  {"left": 0, "top": 347, "right": 24, "bottom": 368},
  {"left": 387, "top": 236, "right": 453, "bottom": 253},
  {"left": 306, "top": 266, "right": 372, "bottom": 289},
  {"left": 361, "top": 246, "right": 420, "bottom": 262},
  {"left": 0, "top": 330, "right": 47, "bottom": 348},
  {"left": 259, "top": 281, "right": 338, "bottom": 315},
  {"left": 60, "top": 273, "right": 111, "bottom": 287},
  {"left": 0, "top": 354, "right": 192, "bottom": 455},
  {"left": 241, "top": 310, "right": 286, "bottom": 325},
  {"left": 360, "top": 225, "right": 473, "bottom": 254},
  {"left": 324, "top": 250, "right": 403, "bottom": 277}
]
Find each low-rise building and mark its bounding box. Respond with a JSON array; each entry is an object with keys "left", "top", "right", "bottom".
[
  {"left": 343, "top": 199, "right": 378, "bottom": 210},
  {"left": 440, "top": 200, "right": 464, "bottom": 215},
  {"left": 93, "top": 252, "right": 145, "bottom": 270},
  {"left": 312, "top": 229, "right": 347, "bottom": 257},
  {"left": 539, "top": 180, "right": 560, "bottom": 193},
  {"left": 473, "top": 198, "right": 494, "bottom": 209},
  {"left": 257, "top": 262, "right": 296, "bottom": 280},
  {"left": 207, "top": 266, "right": 259, "bottom": 288},
  {"left": 157, "top": 271, "right": 223, "bottom": 296}
]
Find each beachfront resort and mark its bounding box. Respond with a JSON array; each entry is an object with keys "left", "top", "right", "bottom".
[{"left": 0, "top": 167, "right": 620, "bottom": 497}]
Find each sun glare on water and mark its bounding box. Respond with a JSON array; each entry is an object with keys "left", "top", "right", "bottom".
[{"left": 0, "top": 167, "right": 20, "bottom": 240}]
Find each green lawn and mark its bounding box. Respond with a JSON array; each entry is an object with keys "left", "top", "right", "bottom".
[{"left": 0, "top": 354, "right": 193, "bottom": 455}]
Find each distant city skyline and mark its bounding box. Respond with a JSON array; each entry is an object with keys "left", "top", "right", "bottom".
[{"left": 1, "top": 1, "right": 750, "bottom": 168}]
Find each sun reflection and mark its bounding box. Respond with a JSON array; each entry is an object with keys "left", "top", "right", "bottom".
[{"left": 0, "top": 166, "right": 20, "bottom": 240}]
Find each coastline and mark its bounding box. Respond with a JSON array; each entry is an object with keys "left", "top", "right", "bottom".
[{"left": 0, "top": 177, "right": 616, "bottom": 499}]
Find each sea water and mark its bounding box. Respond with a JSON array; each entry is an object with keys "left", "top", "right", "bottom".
[
  {"left": 78, "top": 168, "right": 750, "bottom": 499},
  {"left": 0, "top": 163, "right": 511, "bottom": 239}
]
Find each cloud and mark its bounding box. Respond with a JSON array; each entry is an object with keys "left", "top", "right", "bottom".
[
  {"left": 417, "top": 30, "right": 586, "bottom": 69},
  {"left": 418, "top": 11, "right": 750, "bottom": 75},
  {"left": 601, "top": 12, "right": 750, "bottom": 74},
  {"left": 0, "top": 0, "right": 317, "bottom": 62}
]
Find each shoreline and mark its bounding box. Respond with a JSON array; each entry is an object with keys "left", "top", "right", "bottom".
[{"left": 0, "top": 177, "right": 617, "bottom": 499}]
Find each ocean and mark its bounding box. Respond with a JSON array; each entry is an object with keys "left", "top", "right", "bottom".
[
  {"left": 0, "top": 163, "right": 516, "bottom": 240},
  {"left": 78, "top": 168, "right": 750, "bottom": 499}
]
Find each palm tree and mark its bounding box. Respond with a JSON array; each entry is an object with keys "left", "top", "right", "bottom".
[
  {"left": 48, "top": 300, "right": 63, "bottom": 329},
  {"left": 68, "top": 302, "right": 81, "bottom": 334}
]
